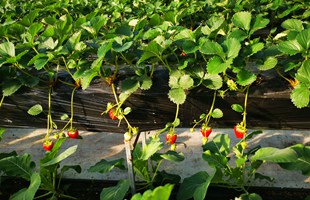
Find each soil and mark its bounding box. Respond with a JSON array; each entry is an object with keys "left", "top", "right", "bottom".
[{"left": 1, "top": 177, "right": 310, "bottom": 200}]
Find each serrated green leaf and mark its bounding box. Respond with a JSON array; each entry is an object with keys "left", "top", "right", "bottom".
[
  {"left": 88, "top": 158, "right": 125, "bottom": 174},
  {"left": 0, "top": 41, "right": 15, "bottom": 57},
  {"left": 257, "top": 57, "right": 278, "bottom": 71},
  {"left": 0, "top": 154, "right": 35, "bottom": 181},
  {"left": 174, "top": 29, "right": 195, "bottom": 42},
  {"left": 28, "top": 22, "right": 43, "bottom": 38},
  {"left": 27, "top": 104, "right": 43, "bottom": 116},
  {"left": 207, "top": 56, "right": 230, "bottom": 74},
  {"left": 168, "top": 88, "right": 186, "bottom": 105},
  {"left": 34, "top": 57, "right": 49, "bottom": 70},
  {"left": 203, "top": 74, "right": 223, "bottom": 90},
  {"left": 112, "top": 41, "right": 133, "bottom": 52},
  {"left": 223, "top": 38, "right": 241, "bottom": 59},
  {"left": 80, "top": 68, "right": 100, "bottom": 90},
  {"left": 280, "top": 144, "right": 310, "bottom": 176},
  {"left": 177, "top": 171, "right": 214, "bottom": 200},
  {"left": 237, "top": 70, "right": 257, "bottom": 86},
  {"left": 211, "top": 108, "right": 223, "bottom": 118},
  {"left": 160, "top": 151, "right": 184, "bottom": 162},
  {"left": 169, "top": 71, "right": 182, "bottom": 89},
  {"left": 203, "top": 150, "right": 228, "bottom": 168},
  {"left": 232, "top": 11, "right": 251, "bottom": 31},
  {"left": 290, "top": 84, "right": 310, "bottom": 108},
  {"left": 98, "top": 40, "right": 113, "bottom": 58},
  {"left": 251, "top": 16, "right": 270, "bottom": 35},
  {"left": 179, "top": 74, "right": 194, "bottom": 90},
  {"left": 296, "top": 28, "right": 310, "bottom": 50},
  {"left": 143, "top": 28, "right": 161, "bottom": 40},
  {"left": 200, "top": 40, "right": 224, "bottom": 57},
  {"left": 2, "top": 79, "right": 22, "bottom": 96},
  {"left": 248, "top": 42, "right": 265, "bottom": 56},
  {"left": 251, "top": 147, "right": 298, "bottom": 162},
  {"left": 282, "top": 19, "right": 304, "bottom": 32},
  {"left": 278, "top": 40, "right": 304, "bottom": 55},
  {"left": 100, "top": 179, "right": 129, "bottom": 200},
  {"left": 140, "top": 139, "right": 163, "bottom": 160},
  {"left": 296, "top": 60, "right": 310, "bottom": 85},
  {"left": 138, "top": 75, "right": 152, "bottom": 90},
  {"left": 182, "top": 40, "right": 199, "bottom": 53},
  {"left": 137, "top": 41, "right": 163, "bottom": 64},
  {"left": 41, "top": 145, "right": 78, "bottom": 167},
  {"left": 231, "top": 104, "right": 244, "bottom": 113},
  {"left": 10, "top": 172, "right": 41, "bottom": 200},
  {"left": 131, "top": 184, "right": 174, "bottom": 200},
  {"left": 39, "top": 37, "right": 58, "bottom": 50},
  {"left": 121, "top": 77, "right": 140, "bottom": 94}
]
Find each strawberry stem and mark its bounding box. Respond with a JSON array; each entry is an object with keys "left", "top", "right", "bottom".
[
  {"left": 69, "top": 86, "right": 78, "bottom": 129},
  {"left": 0, "top": 95, "right": 4, "bottom": 109},
  {"left": 205, "top": 91, "right": 217, "bottom": 125},
  {"left": 46, "top": 86, "right": 52, "bottom": 137},
  {"left": 242, "top": 85, "right": 250, "bottom": 128}
]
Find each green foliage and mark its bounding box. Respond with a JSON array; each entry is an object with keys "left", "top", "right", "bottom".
[
  {"left": 177, "top": 171, "right": 214, "bottom": 200},
  {"left": 100, "top": 180, "right": 130, "bottom": 200},
  {"left": 27, "top": 104, "right": 43, "bottom": 116},
  {"left": 131, "top": 184, "right": 174, "bottom": 200},
  {"left": 0, "top": 153, "right": 35, "bottom": 181},
  {"left": 88, "top": 158, "right": 126, "bottom": 174}
]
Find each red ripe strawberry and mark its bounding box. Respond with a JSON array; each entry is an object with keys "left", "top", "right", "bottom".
[
  {"left": 234, "top": 125, "right": 246, "bottom": 139},
  {"left": 166, "top": 133, "right": 177, "bottom": 145},
  {"left": 43, "top": 140, "right": 54, "bottom": 152},
  {"left": 180, "top": 52, "right": 187, "bottom": 57},
  {"left": 108, "top": 109, "right": 118, "bottom": 120},
  {"left": 200, "top": 126, "right": 212, "bottom": 138},
  {"left": 67, "top": 129, "right": 79, "bottom": 139}
]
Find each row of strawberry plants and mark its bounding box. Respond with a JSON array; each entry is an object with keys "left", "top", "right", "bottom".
[{"left": 0, "top": 0, "right": 310, "bottom": 199}]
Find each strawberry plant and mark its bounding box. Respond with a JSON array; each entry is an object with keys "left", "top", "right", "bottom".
[{"left": 0, "top": 138, "right": 81, "bottom": 199}]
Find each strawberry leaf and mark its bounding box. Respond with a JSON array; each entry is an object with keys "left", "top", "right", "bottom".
[
  {"left": 88, "top": 158, "right": 126, "bottom": 174},
  {"left": 100, "top": 180, "right": 129, "bottom": 200},
  {"left": 251, "top": 147, "right": 298, "bottom": 162},
  {"left": 222, "top": 38, "right": 241, "bottom": 60},
  {"left": 278, "top": 40, "right": 304, "bottom": 55},
  {"left": 2, "top": 79, "right": 22, "bottom": 97},
  {"left": 290, "top": 84, "right": 310, "bottom": 108},
  {"left": 232, "top": 11, "right": 251, "bottom": 31},
  {"left": 231, "top": 104, "right": 244, "bottom": 113},
  {"left": 281, "top": 19, "right": 304, "bottom": 32},
  {"left": 237, "top": 70, "right": 257, "bottom": 86},
  {"left": 27, "top": 104, "right": 43, "bottom": 116},
  {"left": 168, "top": 88, "right": 186, "bottom": 105},
  {"left": 202, "top": 74, "right": 223, "bottom": 90},
  {"left": 200, "top": 40, "right": 225, "bottom": 58},
  {"left": 280, "top": 144, "right": 310, "bottom": 176},
  {"left": 0, "top": 41, "right": 15, "bottom": 57},
  {"left": 179, "top": 74, "right": 194, "bottom": 90},
  {"left": 121, "top": 77, "right": 140, "bottom": 94},
  {"left": 207, "top": 56, "right": 230, "bottom": 74},
  {"left": 211, "top": 108, "right": 223, "bottom": 118},
  {"left": 9, "top": 173, "right": 41, "bottom": 200},
  {"left": 257, "top": 57, "right": 278, "bottom": 71},
  {"left": 296, "top": 28, "right": 310, "bottom": 50},
  {"left": 176, "top": 171, "right": 214, "bottom": 200}
]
